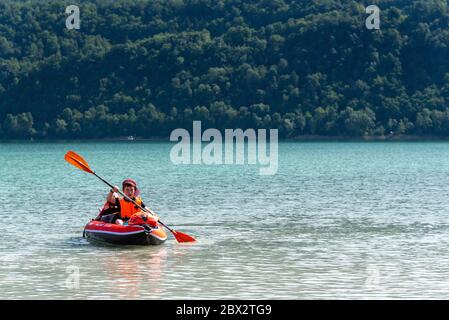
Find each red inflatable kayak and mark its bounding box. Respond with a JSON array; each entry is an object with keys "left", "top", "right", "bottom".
[{"left": 83, "top": 213, "right": 168, "bottom": 245}]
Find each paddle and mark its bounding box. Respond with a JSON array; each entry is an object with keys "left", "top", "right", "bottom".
[{"left": 64, "top": 150, "right": 196, "bottom": 243}]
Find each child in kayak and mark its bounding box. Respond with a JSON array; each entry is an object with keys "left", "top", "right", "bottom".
[{"left": 98, "top": 178, "right": 147, "bottom": 224}]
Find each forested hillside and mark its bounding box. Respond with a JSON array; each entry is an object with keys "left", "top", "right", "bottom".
[{"left": 1, "top": 0, "right": 449, "bottom": 139}]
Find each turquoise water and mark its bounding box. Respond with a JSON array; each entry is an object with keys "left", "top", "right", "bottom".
[{"left": 2, "top": 141, "right": 449, "bottom": 299}]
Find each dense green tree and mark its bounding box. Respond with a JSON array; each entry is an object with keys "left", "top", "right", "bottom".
[
  {"left": 2, "top": 112, "right": 35, "bottom": 138},
  {"left": 340, "top": 107, "right": 376, "bottom": 137},
  {"left": 1, "top": 0, "right": 449, "bottom": 139}
]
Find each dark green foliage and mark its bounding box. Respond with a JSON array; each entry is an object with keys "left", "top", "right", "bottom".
[{"left": 1, "top": 0, "right": 449, "bottom": 139}]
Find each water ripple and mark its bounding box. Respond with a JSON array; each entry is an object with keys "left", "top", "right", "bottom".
[{"left": 2, "top": 142, "right": 449, "bottom": 298}]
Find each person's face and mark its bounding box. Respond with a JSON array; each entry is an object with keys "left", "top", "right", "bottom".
[{"left": 123, "top": 184, "right": 136, "bottom": 198}]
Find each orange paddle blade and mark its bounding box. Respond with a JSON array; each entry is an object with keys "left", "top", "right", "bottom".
[
  {"left": 172, "top": 230, "right": 197, "bottom": 243},
  {"left": 64, "top": 151, "right": 94, "bottom": 174}
]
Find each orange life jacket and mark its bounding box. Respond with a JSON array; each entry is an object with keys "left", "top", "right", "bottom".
[{"left": 119, "top": 197, "right": 143, "bottom": 219}]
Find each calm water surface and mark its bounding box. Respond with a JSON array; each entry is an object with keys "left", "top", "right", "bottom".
[{"left": 1, "top": 141, "right": 449, "bottom": 299}]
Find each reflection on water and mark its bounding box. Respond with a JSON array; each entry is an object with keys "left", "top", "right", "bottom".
[
  {"left": 98, "top": 247, "right": 168, "bottom": 299},
  {"left": 2, "top": 142, "right": 449, "bottom": 299}
]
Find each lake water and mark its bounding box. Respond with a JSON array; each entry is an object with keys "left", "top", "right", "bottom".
[{"left": 2, "top": 141, "right": 449, "bottom": 299}]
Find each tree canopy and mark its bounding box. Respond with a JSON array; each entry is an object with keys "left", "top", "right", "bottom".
[{"left": 1, "top": 0, "right": 449, "bottom": 139}]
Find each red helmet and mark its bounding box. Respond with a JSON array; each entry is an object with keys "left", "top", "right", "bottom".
[{"left": 122, "top": 178, "right": 140, "bottom": 197}]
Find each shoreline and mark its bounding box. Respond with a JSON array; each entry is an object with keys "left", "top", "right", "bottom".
[
  {"left": 285, "top": 135, "right": 449, "bottom": 142},
  {"left": 3, "top": 134, "right": 449, "bottom": 142}
]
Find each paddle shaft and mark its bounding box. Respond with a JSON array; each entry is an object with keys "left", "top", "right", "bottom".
[{"left": 92, "top": 172, "right": 175, "bottom": 233}]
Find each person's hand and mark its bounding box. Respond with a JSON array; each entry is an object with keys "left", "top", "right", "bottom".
[{"left": 112, "top": 186, "right": 119, "bottom": 193}]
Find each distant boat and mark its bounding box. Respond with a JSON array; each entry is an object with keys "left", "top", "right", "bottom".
[{"left": 127, "top": 136, "right": 135, "bottom": 141}]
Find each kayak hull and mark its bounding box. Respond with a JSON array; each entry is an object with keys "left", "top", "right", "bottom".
[{"left": 84, "top": 220, "right": 167, "bottom": 245}]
